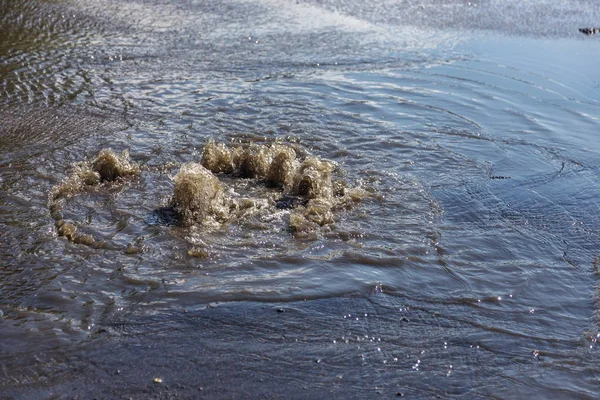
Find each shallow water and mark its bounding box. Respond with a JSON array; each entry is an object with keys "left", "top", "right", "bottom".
[{"left": 1, "top": 0, "right": 600, "bottom": 398}]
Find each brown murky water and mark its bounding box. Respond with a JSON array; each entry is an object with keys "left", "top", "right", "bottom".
[{"left": 1, "top": 0, "right": 600, "bottom": 398}]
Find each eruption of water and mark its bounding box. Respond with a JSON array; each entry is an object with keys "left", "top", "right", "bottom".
[
  {"left": 48, "top": 141, "right": 370, "bottom": 250},
  {"left": 172, "top": 162, "right": 231, "bottom": 227},
  {"left": 48, "top": 149, "right": 140, "bottom": 246},
  {"left": 92, "top": 149, "right": 140, "bottom": 182},
  {"left": 177, "top": 140, "right": 368, "bottom": 234}
]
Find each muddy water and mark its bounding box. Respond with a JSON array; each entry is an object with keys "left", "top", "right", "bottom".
[{"left": 2, "top": 0, "right": 600, "bottom": 398}]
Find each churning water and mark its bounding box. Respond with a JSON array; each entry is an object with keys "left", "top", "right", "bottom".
[{"left": 1, "top": 0, "right": 600, "bottom": 398}]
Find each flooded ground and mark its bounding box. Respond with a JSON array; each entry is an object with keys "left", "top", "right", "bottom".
[{"left": 1, "top": 0, "right": 600, "bottom": 398}]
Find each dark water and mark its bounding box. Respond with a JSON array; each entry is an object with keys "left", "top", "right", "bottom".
[{"left": 1, "top": 0, "right": 600, "bottom": 398}]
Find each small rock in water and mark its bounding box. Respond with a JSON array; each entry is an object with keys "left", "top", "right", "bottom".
[
  {"left": 579, "top": 28, "right": 600, "bottom": 36},
  {"left": 275, "top": 195, "right": 306, "bottom": 210}
]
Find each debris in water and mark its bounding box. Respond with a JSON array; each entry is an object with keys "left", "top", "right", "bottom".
[
  {"left": 579, "top": 28, "right": 600, "bottom": 36},
  {"left": 275, "top": 195, "right": 307, "bottom": 210}
]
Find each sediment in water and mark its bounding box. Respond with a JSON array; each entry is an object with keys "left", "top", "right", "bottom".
[
  {"left": 49, "top": 148, "right": 140, "bottom": 247},
  {"left": 233, "top": 144, "right": 274, "bottom": 179},
  {"left": 267, "top": 145, "right": 298, "bottom": 189},
  {"left": 47, "top": 141, "right": 369, "bottom": 250},
  {"left": 291, "top": 157, "right": 334, "bottom": 199},
  {"left": 176, "top": 140, "right": 368, "bottom": 234},
  {"left": 201, "top": 139, "right": 234, "bottom": 174},
  {"left": 92, "top": 149, "right": 140, "bottom": 182},
  {"left": 172, "top": 163, "right": 231, "bottom": 226}
]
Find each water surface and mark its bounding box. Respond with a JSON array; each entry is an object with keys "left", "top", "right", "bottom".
[{"left": 1, "top": 0, "right": 600, "bottom": 398}]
